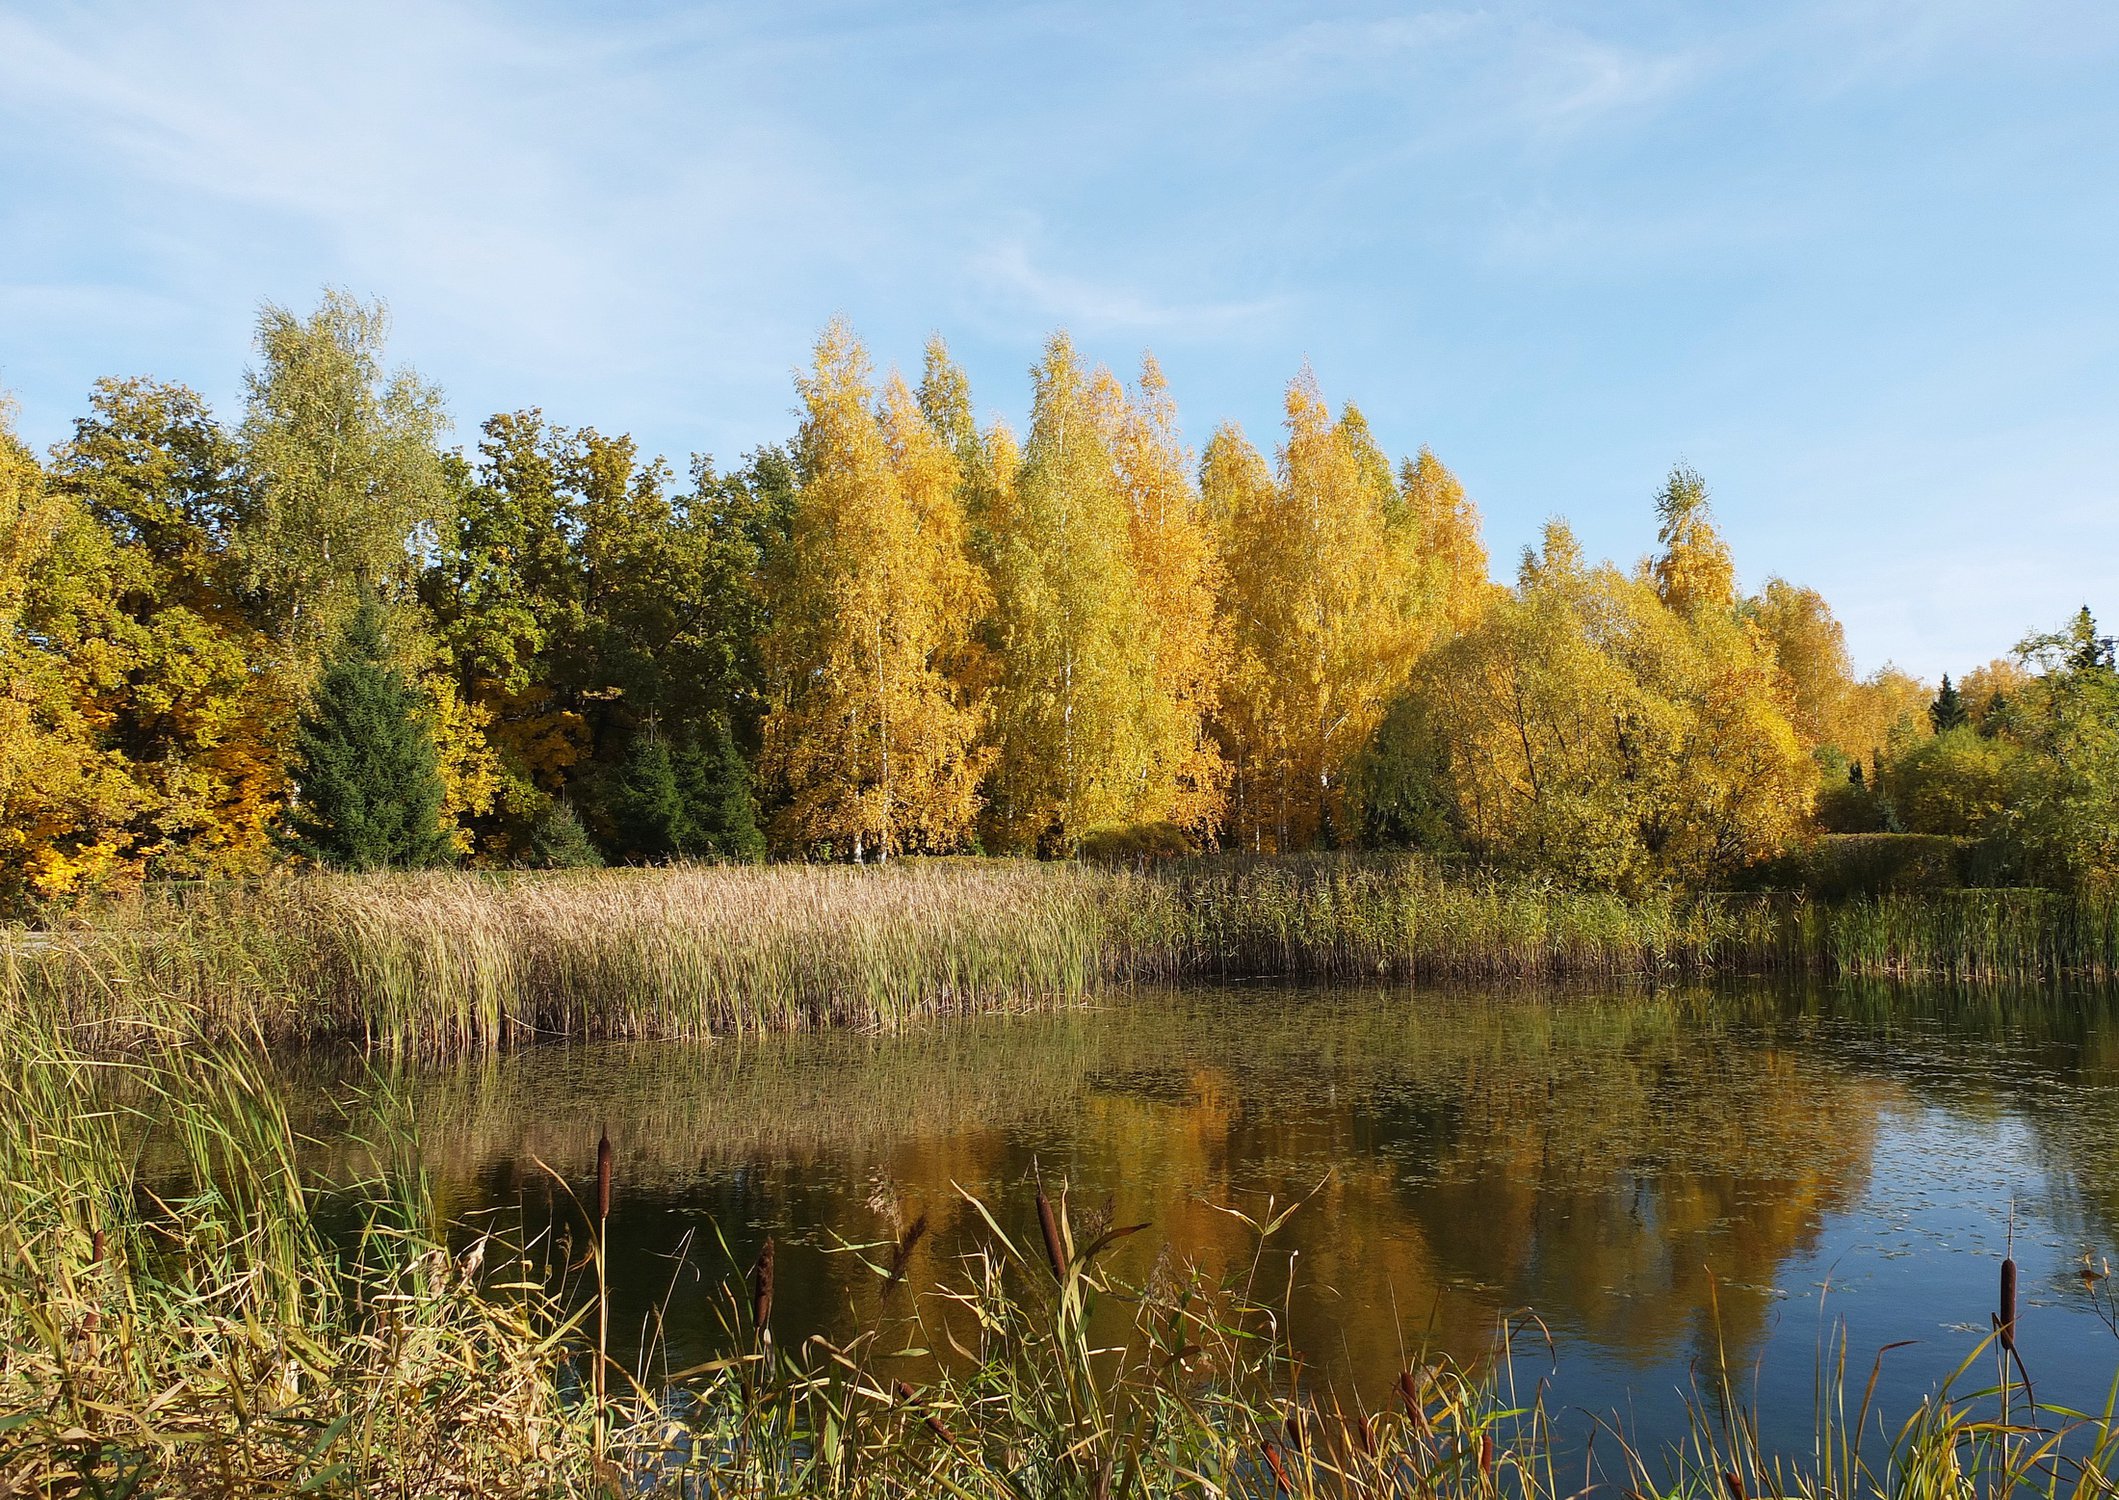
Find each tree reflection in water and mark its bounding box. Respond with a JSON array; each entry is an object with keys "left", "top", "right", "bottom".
[{"left": 283, "top": 981, "right": 2119, "bottom": 1430}]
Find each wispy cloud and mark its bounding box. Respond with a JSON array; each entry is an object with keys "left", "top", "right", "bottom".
[{"left": 969, "top": 239, "right": 1287, "bottom": 338}]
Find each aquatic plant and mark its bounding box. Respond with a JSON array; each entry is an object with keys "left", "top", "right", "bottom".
[{"left": 5, "top": 858, "right": 2114, "bottom": 1052}]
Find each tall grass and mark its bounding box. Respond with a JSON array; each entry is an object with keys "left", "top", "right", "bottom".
[{"left": 9, "top": 857, "right": 2115, "bottom": 1051}]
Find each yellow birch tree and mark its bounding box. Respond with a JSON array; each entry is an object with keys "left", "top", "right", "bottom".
[
  {"left": 1209, "top": 373, "right": 1418, "bottom": 850},
  {"left": 980, "top": 334, "right": 1157, "bottom": 852},
  {"left": 1105, "top": 355, "right": 1228, "bottom": 841},
  {"left": 762, "top": 321, "right": 987, "bottom": 858}
]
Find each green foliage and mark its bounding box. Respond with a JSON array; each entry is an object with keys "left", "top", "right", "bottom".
[
  {"left": 1816, "top": 758, "right": 1890, "bottom": 834},
  {"left": 1350, "top": 691, "right": 1459, "bottom": 851},
  {"left": 235, "top": 289, "right": 449, "bottom": 654},
  {"left": 598, "top": 727, "right": 686, "bottom": 863},
  {"left": 1747, "top": 833, "right": 1974, "bottom": 899},
  {"left": 1997, "top": 609, "right": 2119, "bottom": 889},
  {"left": 288, "top": 601, "right": 456, "bottom": 871},
  {"left": 596, "top": 720, "right": 763, "bottom": 864},
  {"left": 525, "top": 799, "right": 603, "bottom": 869},
  {"left": 674, "top": 716, "right": 765, "bottom": 861},
  {"left": 1889, "top": 726, "right": 2018, "bottom": 839}
]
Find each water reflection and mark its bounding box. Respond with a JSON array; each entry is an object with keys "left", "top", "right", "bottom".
[{"left": 287, "top": 981, "right": 2119, "bottom": 1426}]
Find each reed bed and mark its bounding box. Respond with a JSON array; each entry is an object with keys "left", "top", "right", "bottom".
[
  {"left": 7, "top": 857, "right": 2115, "bottom": 1052},
  {"left": 4, "top": 978, "right": 2116, "bottom": 1497}
]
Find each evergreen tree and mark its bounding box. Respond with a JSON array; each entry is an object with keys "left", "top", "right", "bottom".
[
  {"left": 2065, "top": 606, "right": 2116, "bottom": 672},
  {"left": 674, "top": 716, "right": 765, "bottom": 860},
  {"left": 600, "top": 728, "right": 685, "bottom": 862},
  {"left": 1929, "top": 674, "right": 1968, "bottom": 732},
  {"left": 288, "top": 601, "right": 455, "bottom": 870},
  {"left": 525, "top": 799, "right": 602, "bottom": 868}
]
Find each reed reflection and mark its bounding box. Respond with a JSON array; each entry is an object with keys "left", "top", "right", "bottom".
[{"left": 285, "top": 985, "right": 2013, "bottom": 1397}]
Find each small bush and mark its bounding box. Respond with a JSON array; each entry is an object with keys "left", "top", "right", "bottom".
[
  {"left": 1077, "top": 821, "right": 1197, "bottom": 865},
  {"left": 1746, "top": 833, "right": 1975, "bottom": 899}
]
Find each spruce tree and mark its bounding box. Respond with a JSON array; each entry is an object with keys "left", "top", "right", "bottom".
[
  {"left": 1929, "top": 674, "right": 1968, "bottom": 732},
  {"left": 675, "top": 716, "right": 765, "bottom": 860},
  {"left": 289, "top": 600, "right": 456, "bottom": 870},
  {"left": 602, "top": 728, "right": 685, "bottom": 862},
  {"left": 526, "top": 799, "right": 603, "bottom": 869}
]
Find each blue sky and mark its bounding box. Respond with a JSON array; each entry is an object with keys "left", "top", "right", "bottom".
[{"left": 3, "top": 1, "right": 2114, "bottom": 679}]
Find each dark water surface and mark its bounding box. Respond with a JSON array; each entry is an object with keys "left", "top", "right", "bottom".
[{"left": 291, "top": 982, "right": 2119, "bottom": 1456}]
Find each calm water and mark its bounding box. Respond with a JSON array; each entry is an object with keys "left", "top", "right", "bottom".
[{"left": 292, "top": 981, "right": 2119, "bottom": 1455}]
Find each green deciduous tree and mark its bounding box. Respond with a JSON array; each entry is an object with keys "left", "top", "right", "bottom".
[{"left": 236, "top": 290, "right": 449, "bottom": 656}]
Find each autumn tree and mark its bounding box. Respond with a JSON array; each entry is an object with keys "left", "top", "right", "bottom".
[
  {"left": 0, "top": 402, "right": 145, "bottom": 903},
  {"left": 1651, "top": 464, "right": 1735, "bottom": 618},
  {"left": 761, "top": 321, "right": 987, "bottom": 859},
  {"left": 235, "top": 290, "right": 449, "bottom": 655},
  {"left": 1397, "top": 445, "right": 1492, "bottom": 637},
  {"left": 1373, "top": 508, "right": 1810, "bottom": 890},
  {"left": 980, "top": 334, "right": 1157, "bottom": 853},
  {"left": 45, "top": 379, "right": 294, "bottom": 878},
  {"left": 1209, "top": 373, "right": 1418, "bottom": 851},
  {"left": 1749, "top": 578, "right": 1856, "bottom": 753},
  {"left": 1104, "top": 355, "right": 1228, "bottom": 841}
]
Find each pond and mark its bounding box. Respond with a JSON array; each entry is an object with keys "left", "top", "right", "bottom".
[{"left": 291, "top": 981, "right": 2119, "bottom": 1459}]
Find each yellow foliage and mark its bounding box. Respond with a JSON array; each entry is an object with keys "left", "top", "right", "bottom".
[
  {"left": 1398, "top": 445, "right": 1494, "bottom": 637},
  {"left": 0, "top": 412, "right": 148, "bottom": 902},
  {"left": 1208, "top": 374, "right": 1421, "bottom": 851},
  {"left": 1407, "top": 523, "right": 1811, "bottom": 888},
  {"left": 763, "top": 322, "right": 989, "bottom": 857},
  {"left": 1103, "top": 355, "right": 1229, "bottom": 841},
  {"left": 980, "top": 334, "right": 1161, "bottom": 853}
]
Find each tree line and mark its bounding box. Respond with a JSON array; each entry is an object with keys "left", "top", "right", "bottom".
[{"left": 2, "top": 289, "right": 2112, "bottom": 903}]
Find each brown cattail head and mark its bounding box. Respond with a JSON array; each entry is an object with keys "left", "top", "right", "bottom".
[
  {"left": 752, "top": 1236, "right": 776, "bottom": 1338},
  {"left": 1724, "top": 1470, "right": 1746, "bottom": 1500},
  {"left": 1353, "top": 1412, "right": 1376, "bottom": 1458},
  {"left": 1262, "top": 1440, "right": 1292, "bottom": 1490},
  {"left": 596, "top": 1128, "right": 613, "bottom": 1222},
  {"left": 1399, "top": 1369, "right": 1429, "bottom": 1433},
  {"left": 896, "top": 1380, "right": 950, "bottom": 1444},
  {"left": 1286, "top": 1412, "right": 1305, "bottom": 1453},
  {"left": 1479, "top": 1431, "right": 1495, "bottom": 1477},
  {"left": 884, "top": 1212, "right": 929, "bottom": 1292},
  {"left": 1998, "top": 1256, "right": 2018, "bottom": 1351},
  {"left": 1036, "top": 1183, "right": 1069, "bottom": 1282},
  {"left": 89, "top": 1228, "right": 105, "bottom": 1266}
]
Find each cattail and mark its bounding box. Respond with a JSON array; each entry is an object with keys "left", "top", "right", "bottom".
[
  {"left": 1352, "top": 1412, "right": 1375, "bottom": 1458},
  {"left": 897, "top": 1380, "right": 951, "bottom": 1445},
  {"left": 1261, "top": 1440, "right": 1292, "bottom": 1491},
  {"left": 89, "top": 1227, "right": 105, "bottom": 1266},
  {"left": 1479, "top": 1431, "right": 1494, "bottom": 1478},
  {"left": 884, "top": 1212, "right": 929, "bottom": 1292},
  {"left": 1036, "top": 1182, "right": 1069, "bottom": 1281},
  {"left": 1286, "top": 1412, "right": 1305, "bottom": 1454},
  {"left": 752, "top": 1236, "right": 776, "bottom": 1339},
  {"left": 1725, "top": 1470, "right": 1746, "bottom": 1500},
  {"left": 595, "top": 1128, "right": 613, "bottom": 1222},
  {"left": 1399, "top": 1369, "right": 1429, "bottom": 1433},
  {"left": 1998, "top": 1256, "right": 2018, "bottom": 1351}
]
